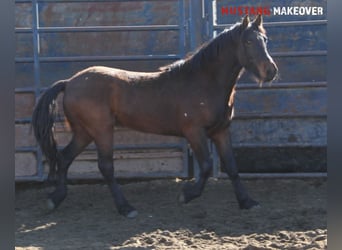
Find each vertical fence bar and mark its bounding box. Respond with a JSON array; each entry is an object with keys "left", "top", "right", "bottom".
[
  {"left": 187, "top": 0, "right": 205, "bottom": 51},
  {"left": 178, "top": 0, "right": 190, "bottom": 178},
  {"left": 188, "top": 0, "right": 193, "bottom": 51},
  {"left": 207, "top": 0, "right": 214, "bottom": 38},
  {"left": 178, "top": 0, "right": 186, "bottom": 57},
  {"left": 208, "top": 0, "right": 220, "bottom": 178},
  {"left": 32, "top": 0, "right": 44, "bottom": 180}
]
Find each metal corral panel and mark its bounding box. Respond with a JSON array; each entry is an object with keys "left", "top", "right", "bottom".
[
  {"left": 62, "top": 149, "right": 186, "bottom": 179},
  {"left": 205, "top": 0, "right": 327, "bottom": 175},
  {"left": 15, "top": 0, "right": 327, "bottom": 181},
  {"left": 15, "top": 0, "right": 189, "bottom": 181},
  {"left": 53, "top": 124, "right": 188, "bottom": 179}
]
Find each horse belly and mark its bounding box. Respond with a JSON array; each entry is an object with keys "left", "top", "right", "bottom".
[{"left": 114, "top": 98, "right": 182, "bottom": 136}]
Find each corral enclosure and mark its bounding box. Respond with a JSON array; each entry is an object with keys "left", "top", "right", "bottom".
[{"left": 15, "top": 0, "right": 327, "bottom": 181}]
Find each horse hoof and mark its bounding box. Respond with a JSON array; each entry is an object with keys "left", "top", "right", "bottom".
[
  {"left": 178, "top": 193, "right": 185, "bottom": 204},
  {"left": 126, "top": 210, "right": 138, "bottom": 219},
  {"left": 240, "top": 199, "right": 260, "bottom": 210},
  {"left": 178, "top": 192, "right": 186, "bottom": 204},
  {"left": 248, "top": 200, "right": 260, "bottom": 209},
  {"left": 251, "top": 204, "right": 261, "bottom": 210},
  {"left": 47, "top": 199, "right": 55, "bottom": 210}
]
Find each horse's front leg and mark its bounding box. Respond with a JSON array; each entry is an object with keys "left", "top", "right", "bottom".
[
  {"left": 95, "top": 132, "right": 137, "bottom": 218},
  {"left": 179, "top": 128, "right": 212, "bottom": 203},
  {"left": 211, "top": 127, "right": 259, "bottom": 209}
]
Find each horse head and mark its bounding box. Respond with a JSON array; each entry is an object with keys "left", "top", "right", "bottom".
[{"left": 236, "top": 15, "right": 278, "bottom": 83}]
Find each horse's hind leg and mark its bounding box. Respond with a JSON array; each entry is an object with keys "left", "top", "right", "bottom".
[
  {"left": 47, "top": 128, "right": 92, "bottom": 210},
  {"left": 179, "top": 128, "right": 213, "bottom": 203},
  {"left": 94, "top": 128, "right": 137, "bottom": 218},
  {"left": 211, "top": 127, "right": 259, "bottom": 209}
]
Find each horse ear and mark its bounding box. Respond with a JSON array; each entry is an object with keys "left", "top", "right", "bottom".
[
  {"left": 254, "top": 14, "right": 263, "bottom": 27},
  {"left": 242, "top": 15, "right": 250, "bottom": 30}
]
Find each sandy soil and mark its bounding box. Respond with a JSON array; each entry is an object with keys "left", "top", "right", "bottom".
[{"left": 15, "top": 178, "right": 327, "bottom": 249}]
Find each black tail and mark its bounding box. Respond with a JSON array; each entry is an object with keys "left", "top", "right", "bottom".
[{"left": 32, "top": 80, "right": 67, "bottom": 182}]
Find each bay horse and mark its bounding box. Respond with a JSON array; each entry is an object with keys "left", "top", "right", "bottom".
[{"left": 32, "top": 15, "right": 278, "bottom": 218}]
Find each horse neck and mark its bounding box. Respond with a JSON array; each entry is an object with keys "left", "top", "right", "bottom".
[
  {"left": 196, "top": 29, "right": 243, "bottom": 95},
  {"left": 207, "top": 48, "right": 243, "bottom": 97}
]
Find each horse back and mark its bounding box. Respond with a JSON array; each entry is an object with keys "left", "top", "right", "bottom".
[
  {"left": 62, "top": 66, "right": 181, "bottom": 134},
  {"left": 62, "top": 66, "right": 230, "bottom": 137}
]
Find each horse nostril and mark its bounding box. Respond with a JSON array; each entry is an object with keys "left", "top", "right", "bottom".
[{"left": 266, "top": 64, "right": 277, "bottom": 81}]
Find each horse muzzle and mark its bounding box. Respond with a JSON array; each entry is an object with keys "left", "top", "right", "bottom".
[{"left": 261, "top": 60, "right": 278, "bottom": 83}]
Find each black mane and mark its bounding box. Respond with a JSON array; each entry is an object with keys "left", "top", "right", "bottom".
[{"left": 159, "top": 22, "right": 242, "bottom": 74}]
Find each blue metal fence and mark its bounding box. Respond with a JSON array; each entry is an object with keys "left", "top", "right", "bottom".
[
  {"left": 197, "top": 0, "right": 327, "bottom": 178},
  {"left": 15, "top": 0, "right": 327, "bottom": 181},
  {"left": 15, "top": 0, "right": 190, "bottom": 181}
]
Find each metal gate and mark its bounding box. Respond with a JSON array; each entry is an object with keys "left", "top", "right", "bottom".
[
  {"left": 195, "top": 0, "right": 327, "bottom": 178},
  {"left": 15, "top": 0, "right": 196, "bottom": 181}
]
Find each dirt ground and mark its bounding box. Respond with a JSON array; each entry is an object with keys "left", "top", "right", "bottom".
[{"left": 15, "top": 178, "right": 327, "bottom": 250}]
